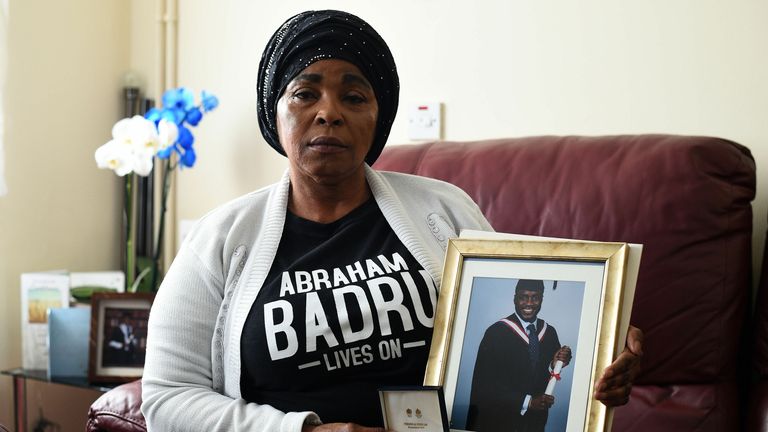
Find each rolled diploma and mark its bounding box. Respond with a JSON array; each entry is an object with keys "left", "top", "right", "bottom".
[{"left": 545, "top": 360, "right": 564, "bottom": 395}]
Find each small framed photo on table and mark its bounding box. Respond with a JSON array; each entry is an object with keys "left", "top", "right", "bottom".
[
  {"left": 89, "top": 292, "right": 155, "bottom": 384},
  {"left": 379, "top": 386, "right": 449, "bottom": 432},
  {"left": 425, "top": 239, "right": 630, "bottom": 432}
]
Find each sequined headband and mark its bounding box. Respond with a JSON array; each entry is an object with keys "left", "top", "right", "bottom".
[{"left": 257, "top": 10, "right": 400, "bottom": 165}]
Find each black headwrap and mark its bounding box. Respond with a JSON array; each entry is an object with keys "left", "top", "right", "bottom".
[{"left": 257, "top": 10, "right": 399, "bottom": 165}]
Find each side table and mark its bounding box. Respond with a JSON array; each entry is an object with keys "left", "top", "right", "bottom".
[{"left": 2, "top": 368, "right": 114, "bottom": 431}]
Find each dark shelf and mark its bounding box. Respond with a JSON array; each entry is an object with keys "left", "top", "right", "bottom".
[{"left": 1, "top": 368, "right": 115, "bottom": 393}]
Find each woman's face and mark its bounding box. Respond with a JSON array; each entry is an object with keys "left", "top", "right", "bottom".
[{"left": 276, "top": 59, "right": 379, "bottom": 186}]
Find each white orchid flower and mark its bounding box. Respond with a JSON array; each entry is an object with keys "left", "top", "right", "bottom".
[
  {"left": 157, "top": 118, "right": 179, "bottom": 152},
  {"left": 114, "top": 115, "right": 160, "bottom": 157},
  {"left": 95, "top": 140, "right": 134, "bottom": 176},
  {"left": 131, "top": 149, "right": 155, "bottom": 176},
  {"left": 95, "top": 115, "right": 161, "bottom": 177}
]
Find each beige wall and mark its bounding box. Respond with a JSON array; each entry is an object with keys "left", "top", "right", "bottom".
[
  {"left": 130, "top": 0, "right": 162, "bottom": 102},
  {"left": 0, "top": 0, "right": 130, "bottom": 427},
  {"left": 173, "top": 0, "right": 768, "bottom": 279}
]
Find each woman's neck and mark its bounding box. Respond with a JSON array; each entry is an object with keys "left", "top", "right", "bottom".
[{"left": 287, "top": 169, "right": 371, "bottom": 224}]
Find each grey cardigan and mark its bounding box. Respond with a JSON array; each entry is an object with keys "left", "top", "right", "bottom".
[{"left": 141, "top": 166, "right": 492, "bottom": 432}]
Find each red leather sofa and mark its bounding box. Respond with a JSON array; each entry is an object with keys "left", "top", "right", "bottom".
[
  {"left": 87, "top": 134, "right": 756, "bottom": 431},
  {"left": 87, "top": 380, "right": 145, "bottom": 432},
  {"left": 749, "top": 229, "right": 768, "bottom": 432}
]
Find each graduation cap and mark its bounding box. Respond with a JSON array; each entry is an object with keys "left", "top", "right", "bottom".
[
  {"left": 515, "top": 279, "right": 545, "bottom": 293},
  {"left": 515, "top": 279, "right": 558, "bottom": 292}
]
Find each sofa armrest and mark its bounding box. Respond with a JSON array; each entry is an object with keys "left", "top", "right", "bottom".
[
  {"left": 86, "top": 380, "right": 146, "bottom": 432},
  {"left": 748, "top": 381, "right": 768, "bottom": 432}
]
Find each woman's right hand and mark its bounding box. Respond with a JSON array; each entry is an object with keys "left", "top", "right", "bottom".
[{"left": 302, "top": 423, "right": 386, "bottom": 432}]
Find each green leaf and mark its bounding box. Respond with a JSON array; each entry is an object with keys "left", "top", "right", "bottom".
[
  {"left": 135, "top": 255, "right": 163, "bottom": 292},
  {"left": 70, "top": 286, "right": 118, "bottom": 302}
]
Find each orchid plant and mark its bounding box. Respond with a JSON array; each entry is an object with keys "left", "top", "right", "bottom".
[{"left": 95, "top": 87, "right": 219, "bottom": 291}]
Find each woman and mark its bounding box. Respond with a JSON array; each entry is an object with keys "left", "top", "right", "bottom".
[{"left": 141, "top": 10, "right": 642, "bottom": 432}]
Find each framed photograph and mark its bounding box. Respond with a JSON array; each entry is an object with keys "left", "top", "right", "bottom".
[
  {"left": 89, "top": 292, "right": 154, "bottom": 383},
  {"left": 425, "top": 239, "right": 629, "bottom": 432}
]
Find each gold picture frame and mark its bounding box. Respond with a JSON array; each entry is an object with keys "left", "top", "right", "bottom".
[{"left": 424, "top": 239, "right": 629, "bottom": 432}]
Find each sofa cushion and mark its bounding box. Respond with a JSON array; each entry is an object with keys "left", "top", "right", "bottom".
[{"left": 613, "top": 381, "right": 739, "bottom": 432}]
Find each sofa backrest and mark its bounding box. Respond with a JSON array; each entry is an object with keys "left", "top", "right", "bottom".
[{"left": 374, "top": 134, "right": 755, "bottom": 385}]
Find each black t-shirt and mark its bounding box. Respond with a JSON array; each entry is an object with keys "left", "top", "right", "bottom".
[{"left": 241, "top": 198, "right": 437, "bottom": 426}]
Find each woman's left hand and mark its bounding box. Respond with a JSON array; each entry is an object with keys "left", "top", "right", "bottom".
[{"left": 594, "top": 325, "right": 643, "bottom": 407}]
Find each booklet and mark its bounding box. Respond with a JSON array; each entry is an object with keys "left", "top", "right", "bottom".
[
  {"left": 47, "top": 307, "right": 91, "bottom": 379},
  {"left": 20, "top": 272, "right": 70, "bottom": 370}
]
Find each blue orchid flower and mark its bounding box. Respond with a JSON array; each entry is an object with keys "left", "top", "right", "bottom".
[
  {"left": 162, "top": 87, "right": 195, "bottom": 112},
  {"left": 157, "top": 145, "right": 174, "bottom": 160},
  {"left": 201, "top": 91, "right": 219, "bottom": 112},
  {"left": 141, "top": 87, "right": 216, "bottom": 169},
  {"left": 145, "top": 107, "right": 162, "bottom": 123},
  {"left": 145, "top": 107, "right": 178, "bottom": 125},
  {"left": 180, "top": 147, "right": 197, "bottom": 168},
  {"left": 171, "top": 108, "right": 187, "bottom": 125},
  {"left": 177, "top": 125, "right": 194, "bottom": 150},
  {"left": 186, "top": 107, "right": 203, "bottom": 126}
]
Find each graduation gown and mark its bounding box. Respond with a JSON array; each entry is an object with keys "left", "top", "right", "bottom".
[{"left": 465, "top": 314, "right": 561, "bottom": 432}]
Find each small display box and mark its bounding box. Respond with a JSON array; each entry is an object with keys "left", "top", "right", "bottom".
[{"left": 379, "top": 386, "right": 449, "bottom": 432}]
